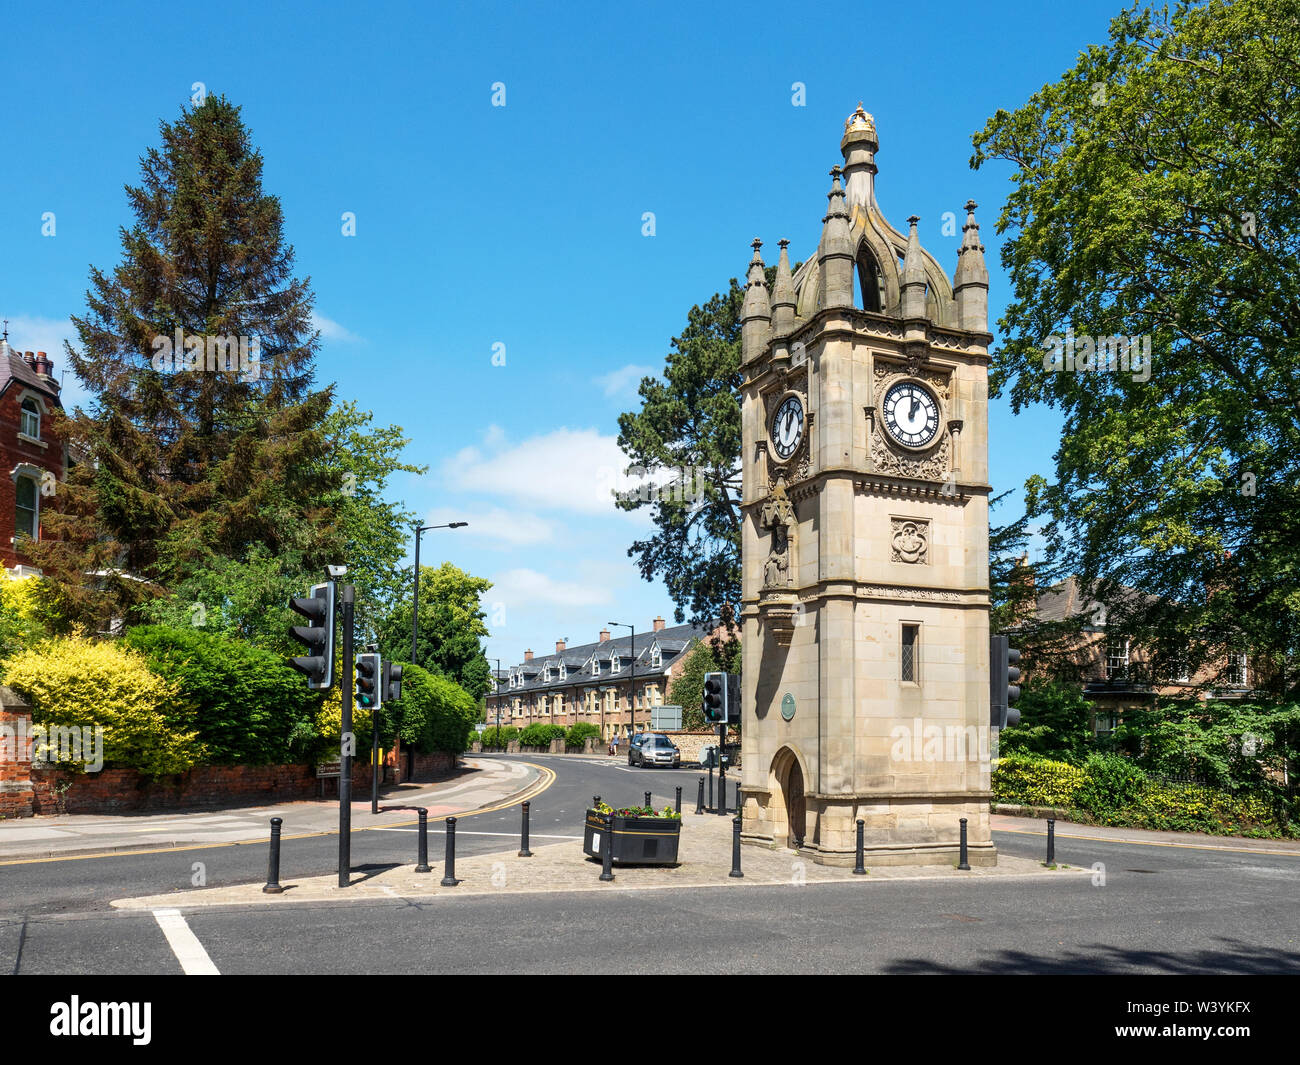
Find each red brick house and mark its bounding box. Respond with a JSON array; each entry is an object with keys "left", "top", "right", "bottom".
[{"left": 0, "top": 340, "right": 64, "bottom": 573}]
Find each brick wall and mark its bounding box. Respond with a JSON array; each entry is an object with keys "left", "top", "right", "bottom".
[
  {"left": 29, "top": 764, "right": 327, "bottom": 814},
  {"left": 0, "top": 704, "right": 34, "bottom": 818}
]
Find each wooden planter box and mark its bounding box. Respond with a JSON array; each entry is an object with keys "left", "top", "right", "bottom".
[{"left": 583, "top": 810, "right": 681, "bottom": 865}]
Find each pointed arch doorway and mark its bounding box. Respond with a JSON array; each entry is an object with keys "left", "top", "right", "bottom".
[{"left": 771, "top": 747, "right": 807, "bottom": 849}]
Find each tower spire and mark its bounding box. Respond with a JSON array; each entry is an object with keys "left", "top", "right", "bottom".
[
  {"left": 840, "top": 102, "right": 879, "bottom": 211},
  {"left": 900, "top": 215, "right": 928, "bottom": 319},
  {"left": 953, "top": 199, "right": 989, "bottom": 332},
  {"left": 772, "top": 239, "right": 796, "bottom": 334},
  {"left": 818, "top": 166, "right": 854, "bottom": 309},
  {"left": 741, "top": 237, "right": 772, "bottom": 363}
]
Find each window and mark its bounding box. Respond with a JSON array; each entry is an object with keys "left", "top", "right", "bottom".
[
  {"left": 611, "top": 655, "right": 621, "bottom": 674},
  {"left": 650, "top": 645, "right": 662, "bottom": 668},
  {"left": 20, "top": 398, "right": 41, "bottom": 439},
  {"left": 1227, "top": 653, "right": 1248, "bottom": 688},
  {"left": 559, "top": 664, "right": 566, "bottom": 681},
  {"left": 1167, "top": 653, "right": 1191, "bottom": 684},
  {"left": 1106, "top": 640, "right": 1130, "bottom": 680},
  {"left": 901, "top": 624, "right": 919, "bottom": 682},
  {"left": 855, "top": 246, "right": 884, "bottom": 312},
  {"left": 1094, "top": 711, "right": 1118, "bottom": 739},
  {"left": 15, "top": 475, "right": 38, "bottom": 540}
]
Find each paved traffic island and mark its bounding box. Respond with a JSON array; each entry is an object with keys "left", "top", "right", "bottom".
[{"left": 111, "top": 810, "right": 1086, "bottom": 910}]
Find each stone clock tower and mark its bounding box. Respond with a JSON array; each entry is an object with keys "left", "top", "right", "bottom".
[{"left": 738, "top": 104, "right": 996, "bottom": 866}]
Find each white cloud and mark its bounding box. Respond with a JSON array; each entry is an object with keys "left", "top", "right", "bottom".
[
  {"left": 488, "top": 567, "right": 613, "bottom": 609},
  {"left": 311, "top": 314, "right": 362, "bottom": 344},
  {"left": 594, "top": 363, "right": 654, "bottom": 398},
  {"left": 423, "top": 505, "right": 557, "bottom": 548},
  {"left": 442, "top": 427, "right": 645, "bottom": 516}
]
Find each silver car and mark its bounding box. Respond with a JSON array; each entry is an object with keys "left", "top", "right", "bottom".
[{"left": 629, "top": 733, "right": 681, "bottom": 768}]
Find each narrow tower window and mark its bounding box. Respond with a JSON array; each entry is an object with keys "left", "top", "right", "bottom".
[
  {"left": 855, "top": 246, "right": 884, "bottom": 312},
  {"left": 901, "top": 624, "right": 920, "bottom": 682}
]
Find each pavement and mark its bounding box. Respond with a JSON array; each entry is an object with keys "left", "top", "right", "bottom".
[
  {"left": 110, "top": 807, "right": 1086, "bottom": 911},
  {"left": 0, "top": 757, "right": 548, "bottom": 862},
  {"left": 990, "top": 812, "right": 1300, "bottom": 856}
]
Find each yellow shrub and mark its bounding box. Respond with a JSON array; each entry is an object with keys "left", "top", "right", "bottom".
[
  {"left": 3, "top": 634, "right": 204, "bottom": 776},
  {"left": 993, "top": 754, "right": 1086, "bottom": 807},
  {"left": 314, "top": 685, "right": 372, "bottom": 745}
]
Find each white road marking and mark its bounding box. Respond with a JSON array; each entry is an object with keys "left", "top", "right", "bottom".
[{"left": 152, "top": 908, "right": 220, "bottom": 975}]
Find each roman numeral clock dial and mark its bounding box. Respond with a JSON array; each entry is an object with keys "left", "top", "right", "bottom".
[
  {"left": 882, "top": 381, "right": 940, "bottom": 448},
  {"left": 769, "top": 394, "right": 804, "bottom": 461}
]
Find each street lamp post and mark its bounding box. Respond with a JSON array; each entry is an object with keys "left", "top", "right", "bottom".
[
  {"left": 608, "top": 622, "right": 635, "bottom": 740},
  {"left": 411, "top": 522, "right": 468, "bottom": 664}
]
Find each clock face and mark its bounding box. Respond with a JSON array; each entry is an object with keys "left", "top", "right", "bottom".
[
  {"left": 882, "top": 381, "right": 940, "bottom": 448},
  {"left": 770, "top": 394, "right": 804, "bottom": 461}
]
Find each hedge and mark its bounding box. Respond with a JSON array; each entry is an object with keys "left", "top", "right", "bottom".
[
  {"left": 565, "top": 722, "right": 601, "bottom": 748},
  {"left": 480, "top": 725, "right": 519, "bottom": 748},
  {"left": 995, "top": 752, "right": 1298, "bottom": 838},
  {"left": 518, "top": 723, "right": 566, "bottom": 747},
  {"left": 123, "top": 625, "right": 319, "bottom": 765},
  {"left": 387, "top": 664, "right": 477, "bottom": 754}
]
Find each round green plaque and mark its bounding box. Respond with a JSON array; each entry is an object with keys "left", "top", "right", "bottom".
[{"left": 780, "top": 693, "right": 796, "bottom": 721}]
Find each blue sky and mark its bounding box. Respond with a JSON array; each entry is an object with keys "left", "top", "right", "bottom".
[{"left": 0, "top": 0, "right": 1124, "bottom": 666}]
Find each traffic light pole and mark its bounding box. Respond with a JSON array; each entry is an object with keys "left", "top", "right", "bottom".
[
  {"left": 339, "top": 584, "right": 354, "bottom": 888},
  {"left": 717, "top": 719, "right": 727, "bottom": 815}
]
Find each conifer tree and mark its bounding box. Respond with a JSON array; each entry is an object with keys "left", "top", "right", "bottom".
[{"left": 35, "top": 96, "right": 339, "bottom": 626}]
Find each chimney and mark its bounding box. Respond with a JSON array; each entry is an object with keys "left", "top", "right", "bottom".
[
  {"left": 653, "top": 616, "right": 665, "bottom": 632},
  {"left": 524, "top": 649, "right": 533, "bottom": 661},
  {"left": 23, "top": 350, "right": 37, "bottom": 370},
  {"left": 599, "top": 629, "right": 610, "bottom": 643},
  {"left": 33, "top": 352, "right": 54, "bottom": 379},
  {"left": 556, "top": 639, "right": 566, "bottom": 653}
]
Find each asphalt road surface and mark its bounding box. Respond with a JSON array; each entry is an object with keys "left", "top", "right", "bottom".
[{"left": 4, "top": 754, "right": 1298, "bottom": 975}]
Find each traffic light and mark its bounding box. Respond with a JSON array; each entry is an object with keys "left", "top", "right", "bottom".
[
  {"left": 703, "top": 671, "right": 726, "bottom": 723},
  {"left": 383, "top": 661, "right": 403, "bottom": 704},
  {"left": 289, "top": 583, "right": 335, "bottom": 690},
  {"left": 989, "top": 635, "right": 1022, "bottom": 729},
  {"left": 355, "top": 652, "right": 381, "bottom": 710},
  {"left": 726, "top": 673, "right": 741, "bottom": 723}
]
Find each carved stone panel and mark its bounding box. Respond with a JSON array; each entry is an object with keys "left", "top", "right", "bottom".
[{"left": 890, "top": 518, "right": 929, "bottom": 564}]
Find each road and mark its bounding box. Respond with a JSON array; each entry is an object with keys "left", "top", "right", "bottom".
[{"left": 3, "top": 754, "right": 1298, "bottom": 975}]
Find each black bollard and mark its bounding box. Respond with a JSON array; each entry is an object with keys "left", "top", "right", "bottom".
[
  {"left": 263, "top": 816, "right": 284, "bottom": 894},
  {"left": 441, "top": 816, "right": 459, "bottom": 886},
  {"left": 729, "top": 816, "right": 743, "bottom": 878},
  {"left": 853, "top": 819, "right": 866, "bottom": 875},
  {"left": 415, "top": 808, "right": 431, "bottom": 873},
  {"left": 645, "top": 790, "right": 652, "bottom": 810},
  {"left": 599, "top": 813, "right": 615, "bottom": 882},
  {"left": 675, "top": 785, "right": 682, "bottom": 815},
  {"left": 735, "top": 781, "right": 741, "bottom": 815},
  {"left": 708, "top": 765, "right": 714, "bottom": 812},
  {"left": 1046, "top": 818, "right": 1055, "bottom": 865},
  {"left": 593, "top": 794, "right": 601, "bottom": 810},
  {"left": 958, "top": 817, "right": 971, "bottom": 870},
  {"left": 695, "top": 777, "right": 705, "bottom": 815},
  {"left": 519, "top": 801, "right": 532, "bottom": 858}
]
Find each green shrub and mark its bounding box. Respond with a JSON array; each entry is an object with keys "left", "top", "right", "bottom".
[
  {"left": 565, "top": 722, "right": 602, "bottom": 748},
  {"left": 1074, "top": 754, "right": 1148, "bottom": 815},
  {"left": 480, "top": 725, "right": 519, "bottom": 748},
  {"left": 992, "top": 753, "right": 1086, "bottom": 808},
  {"left": 518, "top": 723, "right": 566, "bottom": 747},
  {"left": 123, "top": 625, "right": 319, "bottom": 764},
  {"left": 388, "top": 664, "right": 478, "bottom": 754}
]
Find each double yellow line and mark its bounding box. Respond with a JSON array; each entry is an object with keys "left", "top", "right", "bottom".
[{"left": 0, "top": 762, "right": 556, "bottom": 868}]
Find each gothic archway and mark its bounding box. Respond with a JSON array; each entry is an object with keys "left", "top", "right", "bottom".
[{"left": 769, "top": 746, "right": 808, "bottom": 848}]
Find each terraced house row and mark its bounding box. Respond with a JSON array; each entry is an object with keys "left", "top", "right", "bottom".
[{"left": 485, "top": 618, "right": 723, "bottom": 741}]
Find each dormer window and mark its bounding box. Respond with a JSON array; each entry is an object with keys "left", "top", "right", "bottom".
[
  {"left": 20, "top": 398, "right": 41, "bottom": 440},
  {"left": 650, "top": 644, "right": 662, "bottom": 668},
  {"left": 611, "top": 654, "right": 621, "bottom": 674},
  {"left": 559, "top": 663, "right": 566, "bottom": 681}
]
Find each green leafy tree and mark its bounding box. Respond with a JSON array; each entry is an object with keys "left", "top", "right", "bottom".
[
  {"left": 971, "top": 0, "right": 1300, "bottom": 698},
  {"left": 997, "top": 680, "right": 1098, "bottom": 764},
  {"left": 617, "top": 272, "right": 777, "bottom": 636},
  {"left": 377, "top": 563, "right": 492, "bottom": 700},
  {"left": 669, "top": 637, "right": 741, "bottom": 728},
  {"left": 36, "top": 95, "right": 339, "bottom": 630}
]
